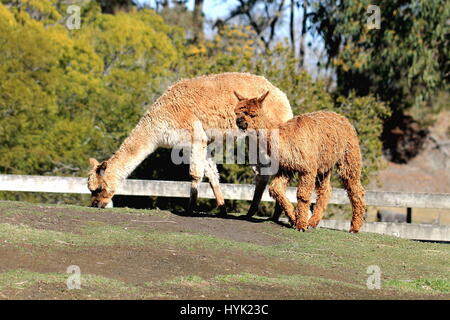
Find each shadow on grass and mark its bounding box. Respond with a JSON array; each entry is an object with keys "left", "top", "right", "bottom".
[
  {"left": 167, "top": 208, "right": 300, "bottom": 232},
  {"left": 167, "top": 208, "right": 290, "bottom": 225}
]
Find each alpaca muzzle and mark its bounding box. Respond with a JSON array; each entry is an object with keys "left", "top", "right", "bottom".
[
  {"left": 236, "top": 117, "right": 248, "bottom": 131},
  {"left": 91, "top": 198, "right": 112, "bottom": 208},
  {"left": 91, "top": 198, "right": 109, "bottom": 208},
  {"left": 91, "top": 199, "right": 101, "bottom": 208}
]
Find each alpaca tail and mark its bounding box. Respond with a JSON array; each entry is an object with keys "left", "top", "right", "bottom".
[{"left": 337, "top": 140, "right": 366, "bottom": 233}]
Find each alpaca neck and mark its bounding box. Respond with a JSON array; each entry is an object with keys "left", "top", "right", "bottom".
[
  {"left": 256, "top": 112, "right": 280, "bottom": 130},
  {"left": 106, "top": 110, "right": 164, "bottom": 184},
  {"left": 254, "top": 113, "right": 282, "bottom": 164}
]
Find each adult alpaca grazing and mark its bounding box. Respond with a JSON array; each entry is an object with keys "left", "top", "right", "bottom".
[
  {"left": 87, "top": 73, "right": 293, "bottom": 215},
  {"left": 234, "top": 91, "right": 366, "bottom": 233}
]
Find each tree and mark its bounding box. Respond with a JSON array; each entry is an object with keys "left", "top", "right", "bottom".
[
  {"left": 309, "top": 0, "right": 449, "bottom": 161},
  {"left": 96, "top": 0, "right": 135, "bottom": 14},
  {"left": 192, "top": 0, "right": 204, "bottom": 42},
  {"left": 0, "top": 1, "right": 181, "bottom": 203},
  {"left": 297, "top": 0, "right": 308, "bottom": 68},
  {"left": 289, "top": 0, "right": 295, "bottom": 53},
  {"left": 217, "top": 0, "right": 287, "bottom": 51}
]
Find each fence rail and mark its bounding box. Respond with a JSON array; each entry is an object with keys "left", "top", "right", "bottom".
[
  {"left": 0, "top": 174, "right": 449, "bottom": 209},
  {"left": 1, "top": 174, "right": 449, "bottom": 241}
]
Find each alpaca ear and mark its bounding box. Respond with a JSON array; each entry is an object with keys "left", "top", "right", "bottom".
[
  {"left": 258, "top": 91, "right": 270, "bottom": 105},
  {"left": 96, "top": 161, "right": 107, "bottom": 176},
  {"left": 234, "top": 91, "right": 246, "bottom": 101},
  {"left": 89, "top": 158, "right": 99, "bottom": 168}
]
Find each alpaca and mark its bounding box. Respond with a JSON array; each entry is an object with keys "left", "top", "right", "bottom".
[
  {"left": 234, "top": 91, "right": 366, "bottom": 233},
  {"left": 87, "top": 73, "right": 293, "bottom": 215}
]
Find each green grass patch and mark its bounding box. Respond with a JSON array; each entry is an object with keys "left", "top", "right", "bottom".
[
  {"left": 214, "top": 272, "right": 363, "bottom": 290},
  {"left": 146, "top": 272, "right": 368, "bottom": 299},
  {"left": 0, "top": 223, "right": 80, "bottom": 246},
  {"left": 269, "top": 226, "right": 450, "bottom": 280},
  {"left": 0, "top": 200, "right": 171, "bottom": 217},
  {"left": 385, "top": 278, "right": 450, "bottom": 294},
  {"left": 164, "top": 275, "right": 205, "bottom": 285},
  {"left": 0, "top": 269, "right": 145, "bottom": 297}
]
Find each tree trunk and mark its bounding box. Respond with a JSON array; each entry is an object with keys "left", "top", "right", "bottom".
[
  {"left": 98, "top": 0, "right": 134, "bottom": 14},
  {"left": 289, "top": 0, "right": 295, "bottom": 54},
  {"left": 193, "top": 0, "right": 204, "bottom": 43},
  {"left": 298, "top": 0, "right": 308, "bottom": 68},
  {"left": 155, "top": 0, "right": 169, "bottom": 12}
]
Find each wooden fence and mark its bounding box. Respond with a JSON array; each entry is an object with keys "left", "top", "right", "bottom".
[{"left": 0, "top": 174, "right": 449, "bottom": 241}]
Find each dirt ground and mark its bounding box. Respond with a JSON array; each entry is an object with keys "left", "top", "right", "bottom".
[{"left": 0, "top": 201, "right": 448, "bottom": 300}]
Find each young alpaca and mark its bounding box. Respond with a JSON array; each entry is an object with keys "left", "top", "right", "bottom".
[
  {"left": 234, "top": 91, "right": 366, "bottom": 233},
  {"left": 87, "top": 73, "right": 293, "bottom": 215}
]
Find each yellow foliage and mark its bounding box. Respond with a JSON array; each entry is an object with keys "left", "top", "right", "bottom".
[
  {"left": 0, "top": 4, "right": 16, "bottom": 26},
  {"left": 0, "top": 3, "right": 181, "bottom": 177},
  {"left": 7, "top": 0, "right": 62, "bottom": 23},
  {"left": 186, "top": 44, "right": 207, "bottom": 56},
  {"left": 354, "top": 61, "right": 363, "bottom": 69}
]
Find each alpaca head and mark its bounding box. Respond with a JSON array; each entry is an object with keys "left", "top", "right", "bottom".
[
  {"left": 233, "top": 90, "right": 270, "bottom": 131},
  {"left": 87, "top": 158, "right": 115, "bottom": 208}
]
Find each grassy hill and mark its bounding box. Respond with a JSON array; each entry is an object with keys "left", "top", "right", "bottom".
[{"left": 0, "top": 200, "right": 448, "bottom": 299}]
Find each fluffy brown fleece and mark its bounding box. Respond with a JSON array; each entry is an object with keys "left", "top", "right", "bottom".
[
  {"left": 87, "top": 73, "right": 293, "bottom": 214},
  {"left": 234, "top": 91, "right": 366, "bottom": 233}
]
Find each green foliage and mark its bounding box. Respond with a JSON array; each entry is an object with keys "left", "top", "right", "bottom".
[
  {"left": 310, "top": 0, "right": 449, "bottom": 116},
  {"left": 0, "top": 2, "right": 180, "bottom": 177},
  {"left": 334, "top": 93, "right": 391, "bottom": 184}
]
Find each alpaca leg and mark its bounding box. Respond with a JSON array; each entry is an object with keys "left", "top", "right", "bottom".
[
  {"left": 268, "top": 174, "right": 296, "bottom": 225},
  {"left": 187, "top": 124, "right": 208, "bottom": 214},
  {"left": 204, "top": 156, "right": 227, "bottom": 216},
  {"left": 187, "top": 175, "right": 202, "bottom": 214},
  {"left": 270, "top": 202, "right": 283, "bottom": 222},
  {"left": 247, "top": 165, "right": 269, "bottom": 217},
  {"left": 342, "top": 176, "right": 365, "bottom": 233},
  {"left": 294, "top": 173, "right": 315, "bottom": 231},
  {"left": 308, "top": 171, "right": 332, "bottom": 229},
  {"left": 338, "top": 147, "right": 366, "bottom": 233}
]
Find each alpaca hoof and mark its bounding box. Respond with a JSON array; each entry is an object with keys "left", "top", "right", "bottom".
[
  {"left": 186, "top": 203, "right": 196, "bottom": 215},
  {"left": 349, "top": 222, "right": 361, "bottom": 233},
  {"left": 218, "top": 205, "right": 228, "bottom": 217},
  {"left": 349, "top": 228, "right": 360, "bottom": 233},
  {"left": 295, "top": 223, "right": 308, "bottom": 232},
  {"left": 308, "top": 219, "right": 319, "bottom": 229},
  {"left": 246, "top": 208, "right": 257, "bottom": 218}
]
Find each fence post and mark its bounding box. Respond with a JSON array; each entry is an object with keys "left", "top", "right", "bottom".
[{"left": 406, "top": 207, "right": 412, "bottom": 223}]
